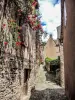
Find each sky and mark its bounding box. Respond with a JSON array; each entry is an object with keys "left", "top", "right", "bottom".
[{"left": 38, "top": 0, "right": 61, "bottom": 41}]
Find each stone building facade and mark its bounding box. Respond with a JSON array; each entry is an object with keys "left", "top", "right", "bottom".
[
  {"left": 57, "top": 26, "right": 65, "bottom": 88},
  {"left": 44, "top": 34, "right": 59, "bottom": 60},
  {"left": 60, "top": 44, "right": 65, "bottom": 87},
  {"left": 0, "top": 0, "right": 41, "bottom": 100},
  {"left": 59, "top": 0, "right": 66, "bottom": 88}
]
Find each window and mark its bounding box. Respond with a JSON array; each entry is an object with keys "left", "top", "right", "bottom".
[
  {"left": 24, "top": 69, "right": 31, "bottom": 83},
  {"left": 24, "top": 69, "right": 28, "bottom": 83}
]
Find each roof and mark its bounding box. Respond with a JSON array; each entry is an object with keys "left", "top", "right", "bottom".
[{"left": 46, "top": 35, "right": 59, "bottom": 47}]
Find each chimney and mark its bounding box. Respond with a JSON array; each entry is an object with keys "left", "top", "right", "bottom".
[{"left": 50, "top": 34, "right": 53, "bottom": 38}]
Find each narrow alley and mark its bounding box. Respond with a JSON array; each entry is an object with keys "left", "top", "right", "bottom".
[
  {"left": 29, "top": 65, "right": 67, "bottom": 100},
  {"left": 1, "top": 0, "right": 75, "bottom": 100}
]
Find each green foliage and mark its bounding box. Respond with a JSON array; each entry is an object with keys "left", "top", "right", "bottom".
[
  {"left": 42, "top": 42, "right": 46, "bottom": 46},
  {"left": 30, "top": 0, "right": 34, "bottom": 3},
  {"left": 8, "top": 19, "right": 21, "bottom": 48},
  {"left": 45, "top": 57, "right": 56, "bottom": 62},
  {"left": 45, "top": 57, "right": 60, "bottom": 65}
]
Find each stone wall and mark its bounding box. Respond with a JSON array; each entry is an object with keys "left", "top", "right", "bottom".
[
  {"left": 60, "top": 44, "right": 65, "bottom": 87},
  {"left": 0, "top": 0, "right": 40, "bottom": 100}
]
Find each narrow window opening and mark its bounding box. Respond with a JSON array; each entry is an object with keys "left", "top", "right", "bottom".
[
  {"left": 24, "top": 69, "right": 31, "bottom": 95},
  {"left": 24, "top": 69, "right": 28, "bottom": 83}
]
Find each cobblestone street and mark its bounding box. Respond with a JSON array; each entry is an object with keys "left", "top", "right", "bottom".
[{"left": 29, "top": 65, "right": 67, "bottom": 100}]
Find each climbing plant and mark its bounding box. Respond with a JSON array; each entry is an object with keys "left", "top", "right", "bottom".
[
  {"left": 45, "top": 57, "right": 60, "bottom": 65},
  {"left": 1, "top": 0, "right": 43, "bottom": 48}
]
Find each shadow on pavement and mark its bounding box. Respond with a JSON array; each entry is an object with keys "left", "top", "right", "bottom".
[
  {"left": 29, "top": 88, "right": 68, "bottom": 100},
  {"left": 44, "top": 65, "right": 60, "bottom": 85}
]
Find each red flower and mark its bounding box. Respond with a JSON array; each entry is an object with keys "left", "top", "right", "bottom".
[
  {"left": 20, "top": 42, "right": 24, "bottom": 45},
  {"left": 37, "top": 24, "right": 41, "bottom": 28},
  {"left": 3, "top": 24, "right": 6, "bottom": 27},
  {"left": 18, "top": 32, "right": 20, "bottom": 34},
  {"left": 28, "top": 16, "right": 30, "bottom": 20},
  {"left": 16, "top": 42, "right": 21, "bottom": 45},
  {"left": 33, "top": 27, "right": 37, "bottom": 30},
  {"left": 30, "top": 21, "right": 34, "bottom": 25},
  {"left": 32, "top": 15, "right": 37, "bottom": 18},
  {"left": 32, "top": 1, "right": 37, "bottom": 6},
  {"left": 18, "top": 36, "right": 20, "bottom": 39},
  {"left": 16, "top": 42, "right": 24, "bottom": 46},
  {"left": 4, "top": 42, "right": 8, "bottom": 45},
  {"left": 19, "top": 27, "right": 22, "bottom": 30},
  {"left": 18, "top": 9, "right": 22, "bottom": 12}
]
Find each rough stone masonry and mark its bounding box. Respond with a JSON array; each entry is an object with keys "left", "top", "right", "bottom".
[{"left": 0, "top": 0, "right": 41, "bottom": 100}]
